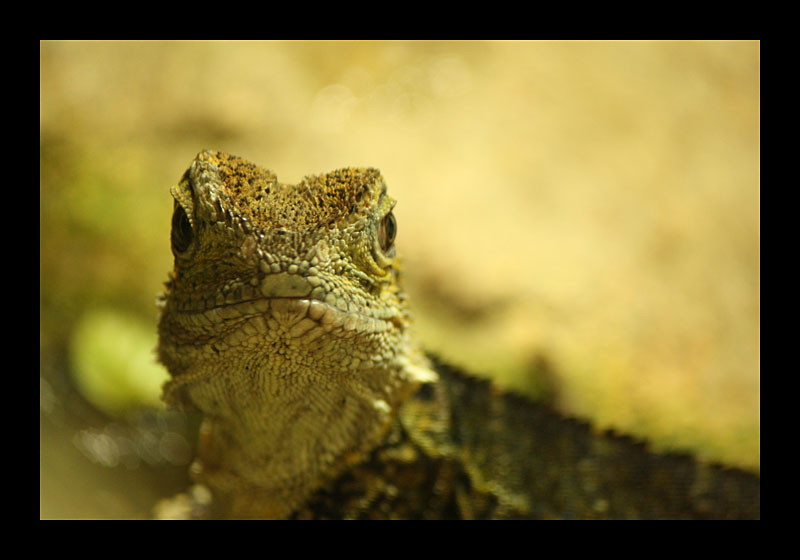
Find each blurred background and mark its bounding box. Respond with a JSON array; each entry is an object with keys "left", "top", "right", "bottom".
[{"left": 40, "top": 40, "right": 760, "bottom": 519}]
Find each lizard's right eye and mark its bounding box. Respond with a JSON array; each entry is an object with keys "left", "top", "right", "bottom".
[
  {"left": 171, "top": 203, "right": 193, "bottom": 254},
  {"left": 378, "top": 212, "right": 397, "bottom": 256}
]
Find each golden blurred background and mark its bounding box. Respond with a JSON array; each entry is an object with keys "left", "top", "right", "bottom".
[{"left": 40, "top": 40, "right": 760, "bottom": 519}]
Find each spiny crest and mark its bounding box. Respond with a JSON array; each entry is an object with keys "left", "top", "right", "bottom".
[{"left": 193, "top": 151, "right": 384, "bottom": 234}]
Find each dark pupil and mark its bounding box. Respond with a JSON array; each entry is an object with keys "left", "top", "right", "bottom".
[
  {"left": 171, "top": 204, "right": 193, "bottom": 254},
  {"left": 381, "top": 213, "right": 396, "bottom": 251}
]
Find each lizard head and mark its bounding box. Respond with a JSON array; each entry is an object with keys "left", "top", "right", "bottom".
[{"left": 165, "top": 150, "right": 399, "bottom": 316}]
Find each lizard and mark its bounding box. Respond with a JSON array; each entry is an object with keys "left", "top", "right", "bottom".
[{"left": 156, "top": 150, "right": 760, "bottom": 519}]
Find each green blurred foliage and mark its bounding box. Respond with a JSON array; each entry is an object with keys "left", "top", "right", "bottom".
[{"left": 69, "top": 308, "right": 168, "bottom": 417}]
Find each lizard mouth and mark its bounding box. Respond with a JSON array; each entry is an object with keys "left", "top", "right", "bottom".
[
  {"left": 200, "top": 296, "right": 401, "bottom": 337},
  {"left": 172, "top": 271, "right": 402, "bottom": 335}
]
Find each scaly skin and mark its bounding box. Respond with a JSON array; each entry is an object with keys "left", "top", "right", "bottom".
[
  {"left": 157, "top": 151, "right": 759, "bottom": 519},
  {"left": 157, "top": 151, "right": 435, "bottom": 518}
]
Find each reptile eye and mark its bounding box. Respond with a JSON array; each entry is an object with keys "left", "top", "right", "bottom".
[
  {"left": 378, "top": 212, "right": 396, "bottom": 255},
  {"left": 171, "top": 202, "right": 193, "bottom": 254}
]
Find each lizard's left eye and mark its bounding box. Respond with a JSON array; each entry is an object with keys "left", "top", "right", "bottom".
[{"left": 378, "top": 212, "right": 396, "bottom": 255}]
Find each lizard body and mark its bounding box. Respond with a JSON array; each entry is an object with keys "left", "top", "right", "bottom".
[{"left": 157, "top": 151, "right": 759, "bottom": 519}]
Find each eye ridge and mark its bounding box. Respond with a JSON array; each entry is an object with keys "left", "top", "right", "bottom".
[
  {"left": 379, "top": 212, "right": 397, "bottom": 254},
  {"left": 171, "top": 203, "right": 193, "bottom": 254}
]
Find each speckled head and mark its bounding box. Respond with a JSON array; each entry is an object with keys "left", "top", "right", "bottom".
[
  {"left": 178, "top": 151, "right": 386, "bottom": 233},
  {"left": 164, "top": 150, "right": 400, "bottom": 314}
]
